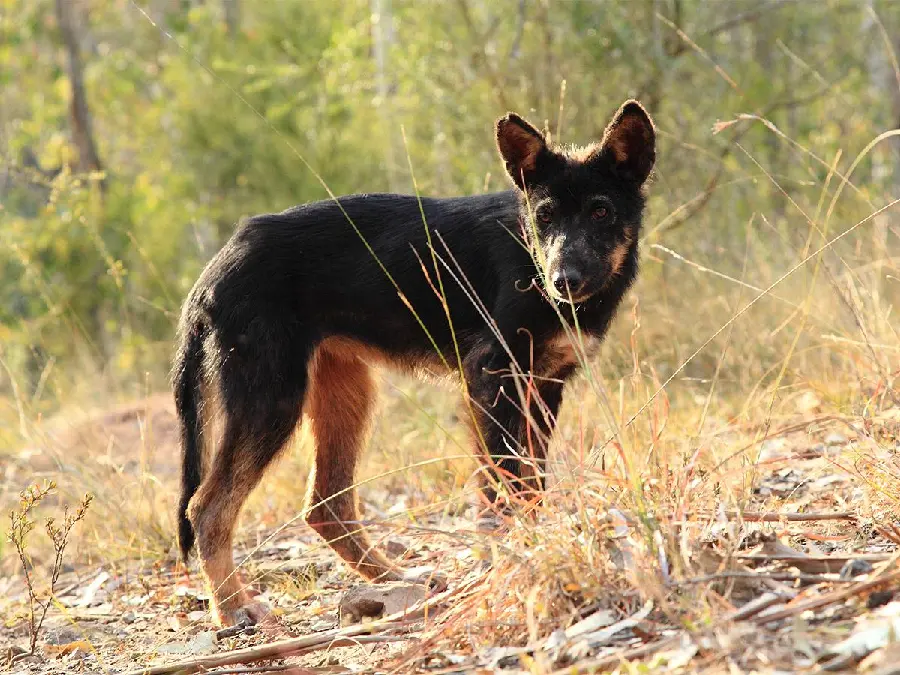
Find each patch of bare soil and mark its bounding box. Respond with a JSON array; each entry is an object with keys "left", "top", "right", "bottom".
[
  {"left": 2, "top": 403, "right": 899, "bottom": 674},
  {"left": 29, "top": 394, "right": 180, "bottom": 478}
]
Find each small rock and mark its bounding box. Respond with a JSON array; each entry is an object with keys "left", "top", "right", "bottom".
[
  {"left": 158, "top": 631, "right": 218, "bottom": 656},
  {"left": 12, "top": 653, "right": 43, "bottom": 667},
  {"left": 4, "top": 645, "right": 27, "bottom": 663},
  {"left": 122, "top": 611, "right": 136, "bottom": 624},
  {"left": 166, "top": 615, "right": 187, "bottom": 632},
  {"left": 758, "top": 439, "right": 786, "bottom": 461},
  {"left": 310, "top": 620, "right": 333, "bottom": 632},
  {"left": 188, "top": 631, "right": 217, "bottom": 653},
  {"left": 339, "top": 582, "right": 427, "bottom": 623},
  {"left": 840, "top": 558, "right": 874, "bottom": 579},
  {"left": 385, "top": 539, "right": 410, "bottom": 558},
  {"left": 825, "top": 432, "right": 848, "bottom": 447},
  {"left": 868, "top": 590, "right": 895, "bottom": 609},
  {"left": 44, "top": 627, "right": 81, "bottom": 646}
]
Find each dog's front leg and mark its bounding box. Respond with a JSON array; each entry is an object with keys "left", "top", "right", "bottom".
[{"left": 464, "top": 342, "right": 559, "bottom": 509}]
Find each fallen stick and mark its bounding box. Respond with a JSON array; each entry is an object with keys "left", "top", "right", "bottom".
[
  {"left": 753, "top": 568, "right": 900, "bottom": 624},
  {"left": 550, "top": 634, "right": 683, "bottom": 674},
  {"left": 677, "top": 571, "right": 860, "bottom": 585},
  {"left": 196, "top": 666, "right": 296, "bottom": 675},
  {"left": 722, "top": 592, "right": 785, "bottom": 622},
  {"left": 608, "top": 510, "right": 856, "bottom": 526},
  {"left": 736, "top": 553, "right": 892, "bottom": 574},
  {"left": 731, "top": 511, "right": 856, "bottom": 522},
  {"left": 121, "top": 622, "right": 412, "bottom": 675}
]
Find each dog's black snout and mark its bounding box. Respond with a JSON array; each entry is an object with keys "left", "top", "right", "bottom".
[{"left": 552, "top": 269, "right": 583, "bottom": 296}]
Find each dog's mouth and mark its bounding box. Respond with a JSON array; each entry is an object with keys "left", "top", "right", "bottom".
[{"left": 547, "top": 283, "right": 599, "bottom": 305}]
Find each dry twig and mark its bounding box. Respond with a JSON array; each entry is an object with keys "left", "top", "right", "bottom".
[
  {"left": 754, "top": 569, "right": 900, "bottom": 624},
  {"left": 121, "top": 622, "right": 413, "bottom": 675}
]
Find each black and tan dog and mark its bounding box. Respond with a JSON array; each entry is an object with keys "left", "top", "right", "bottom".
[{"left": 173, "top": 100, "right": 655, "bottom": 626}]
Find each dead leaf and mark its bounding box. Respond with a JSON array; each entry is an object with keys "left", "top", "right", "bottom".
[
  {"left": 564, "top": 609, "right": 616, "bottom": 639},
  {"left": 564, "top": 601, "right": 655, "bottom": 661},
  {"left": 44, "top": 640, "right": 93, "bottom": 657}
]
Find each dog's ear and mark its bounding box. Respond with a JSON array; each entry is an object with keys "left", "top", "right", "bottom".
[
  {"left": 496, "top": 112, "right": 550, "bottom": 189},
  {"left": 596, "top": 100, "right": 655, "bottom": 184}
]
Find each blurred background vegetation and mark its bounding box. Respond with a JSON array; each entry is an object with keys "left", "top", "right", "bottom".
[{"left": 1, "top": 0, "right": 898, "bottom": 431}]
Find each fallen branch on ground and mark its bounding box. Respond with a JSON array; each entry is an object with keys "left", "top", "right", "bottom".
[
  {"left": 121, "top": 621, "right": 414, "bottom": 675},
  {"left": 678, "top": 571, "right": 862, "bottom": 586},
  {"left": 754, "top": 568, "right": 900, "bottom": 624},
  {"left": 609, "top": 509, "right": 856, "bottom": 527},
  {"left": 737, "top": 553, "right": 893, "bottom": 575},
  {"left": 551, "top": 634, "right": 683, "bottom": 674},
  {"left": 732, "top": 511, "right": 856, "bottom": 522}
]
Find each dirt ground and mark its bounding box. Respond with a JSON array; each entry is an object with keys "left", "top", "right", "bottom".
[{"left": 2, "top": 394, "right": 899, "bottom": 674}]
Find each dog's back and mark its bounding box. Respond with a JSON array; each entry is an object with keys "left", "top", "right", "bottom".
[{"left": 185, "top": 191, "right": 527, "bottom": 364}]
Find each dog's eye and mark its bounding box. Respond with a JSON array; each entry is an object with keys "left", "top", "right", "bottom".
[
  {"left": 536, "top": 209, "right": 553, "bottom": 224},
  {"left": 591, "top": 206, "right": 609, "bottom": 221}
]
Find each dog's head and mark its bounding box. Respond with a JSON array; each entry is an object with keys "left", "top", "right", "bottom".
[{"left": 496, "top": 100, "right": 655, "bottom": 304}]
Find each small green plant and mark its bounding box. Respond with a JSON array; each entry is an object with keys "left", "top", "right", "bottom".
[{"left": 7, "top": 481, "right": 93, "bottom": 656}]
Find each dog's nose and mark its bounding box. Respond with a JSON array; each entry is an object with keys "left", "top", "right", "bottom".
[{"left": 552, "top": 269, "right": 583, "bottom": 297}]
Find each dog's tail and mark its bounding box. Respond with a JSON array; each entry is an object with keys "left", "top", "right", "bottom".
[{"left": 173, "top": 319, "right": 207, "bottom": 561}]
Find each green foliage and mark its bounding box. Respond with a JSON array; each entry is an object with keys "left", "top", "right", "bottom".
[{"left": 1, "top": 0, "right": 898, "bottom": 408}]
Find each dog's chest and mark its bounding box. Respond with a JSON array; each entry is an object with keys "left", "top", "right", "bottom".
[{"left": 539, "top": 331, "right": 600, "bottom": 374}]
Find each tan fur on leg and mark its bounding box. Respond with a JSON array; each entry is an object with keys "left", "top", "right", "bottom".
[{"left": 303, "top": 343, "right": 403, "bottom": 581}]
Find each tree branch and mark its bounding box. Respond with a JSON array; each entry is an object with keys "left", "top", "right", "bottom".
[
  {"left": 653, "top": 77, "right": 846, "bottom": 237},
  {"left": 667, "top": 0, "right": 799, "bottom": 59}
]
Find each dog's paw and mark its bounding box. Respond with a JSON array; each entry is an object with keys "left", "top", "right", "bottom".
[
  {"left": 215, "top": 598, "right": 274, "bottom": 629},
  {"left": 401, "top": 566, "right": 448, "bottom": 593}
]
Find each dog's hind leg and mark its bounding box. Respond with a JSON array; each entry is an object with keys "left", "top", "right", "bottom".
[
  {"left": 303, "top": 344, "right": 446, "bottom": 590},
  {"left": 187, "top": 329, "right": 308, "bottom": 627}
]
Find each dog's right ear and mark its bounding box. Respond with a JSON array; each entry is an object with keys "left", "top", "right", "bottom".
[{"left": 496, "top": 113, "right": 549, "bottom": 189}]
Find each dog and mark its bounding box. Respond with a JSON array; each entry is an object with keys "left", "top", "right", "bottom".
[{"left": 173, "top": 99, "right": 655, "bottom": 626}]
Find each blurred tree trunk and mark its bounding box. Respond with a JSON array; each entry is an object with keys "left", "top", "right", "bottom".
[
  {"left": 55, "top": 0, "right": 103, "bottom": 180},
  {"left": 372, "top": 0, "right": 398, "bottom": 191},
  {"left": 864, "top": 1, "right": 900, "bottom": 250},
  {"left": 645, "top": 0, "right": 664, "bottom": 116},
  {"left": 754, "top": 6, "right": 781, "bottom": 220},
  {"left": 223, "top": 0, "right": 240, "bottom": 36}
]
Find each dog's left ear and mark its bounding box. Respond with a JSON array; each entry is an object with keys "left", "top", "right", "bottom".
[
  {"left": 597, "top": 100, "right": 656, "bottom": 184},
  {"left": 496, "top": 112, "right": 550, "bottom": 189}
]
